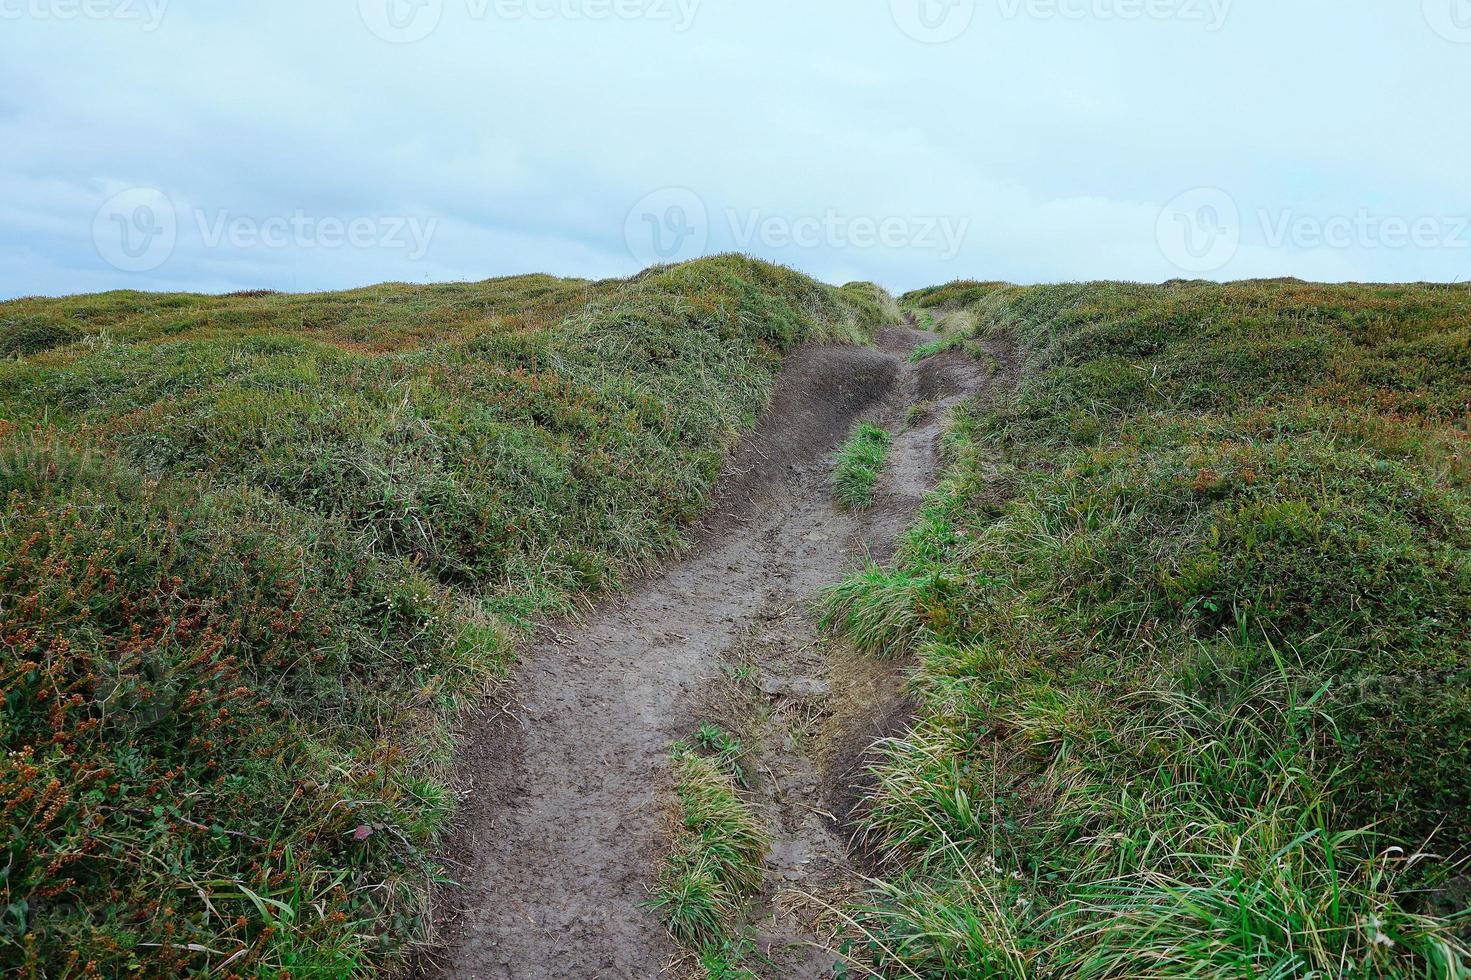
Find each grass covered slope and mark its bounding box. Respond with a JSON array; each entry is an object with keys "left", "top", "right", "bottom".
[
  {"left": 0, "top": 256, "right": 890, "bottom": 976},
  {"left": 824, "top": 280, "right": 1471, "bottom": 977}
]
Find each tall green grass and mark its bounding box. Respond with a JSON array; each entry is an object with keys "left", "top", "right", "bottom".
[
  {"left": 832, "top": 422, "right": 893, "bottom": 510},
  {"left": 0, "top": 256, "right": 890, "bottom": 976},
  {"left": 824, "top": 280, "right": 1471, "bottom": 977},
  {"left": 649, "top": 730, "right": 770, "bottom": 949}
]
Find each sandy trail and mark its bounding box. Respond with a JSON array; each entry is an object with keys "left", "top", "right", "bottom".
[{"left": 424, "top": 325, "right": 990, "bottom": 979}]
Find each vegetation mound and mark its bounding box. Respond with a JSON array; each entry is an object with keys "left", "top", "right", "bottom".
[
  {"left": 0, "top": 256, "right": 888, "bottom": 976},
  {"left": 825, "top": 279, "right": 1471, "bottom": 976}
]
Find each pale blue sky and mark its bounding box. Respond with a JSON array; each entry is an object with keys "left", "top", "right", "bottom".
[{"left": 2, "top": 0, "right": 1469, "bottom": 299}]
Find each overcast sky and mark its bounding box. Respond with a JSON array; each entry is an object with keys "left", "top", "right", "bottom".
[{"left": 2, "top": 0, "right": 1469, "bottom": 299}]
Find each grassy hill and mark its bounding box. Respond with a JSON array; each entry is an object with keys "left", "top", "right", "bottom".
[
  {"left": 9, "top": 263, "right": 1469, "bottom": 978},
  {"left": 824, "top": 280, "right": 1471, "bottom": 976},
  {"left": 0, "top": 257, "right": 892, "bottom": 976}
]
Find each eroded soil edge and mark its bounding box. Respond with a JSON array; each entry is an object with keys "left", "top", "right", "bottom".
[{"left": 422, "top": 325, "right": 995, "bottom": 979}]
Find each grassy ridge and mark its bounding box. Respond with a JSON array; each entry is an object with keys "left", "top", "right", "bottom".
[
  {"left": 0, "top": 256, "right": 889, "bottom": 976},
  {"left": 824, "top": 280, "right": 1471, "bottom": 976}
]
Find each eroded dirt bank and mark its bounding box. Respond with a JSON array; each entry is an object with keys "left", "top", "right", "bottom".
[{"left": 422, "top": 325, "right": 993, "bottom": 979}]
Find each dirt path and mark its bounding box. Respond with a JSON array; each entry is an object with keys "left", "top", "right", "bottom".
[{"left": 423, "top": 324, "right": 991, "bottom": 979}]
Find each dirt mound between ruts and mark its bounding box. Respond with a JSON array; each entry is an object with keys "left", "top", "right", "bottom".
[{"left": 710, "top": 343, "right": 899, "bottom": 525}]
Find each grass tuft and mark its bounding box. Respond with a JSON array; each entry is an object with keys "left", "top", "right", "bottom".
[
  {"left": 649, "top": 733, "right": 770, "bottom": 948},
  {"left": 832, "top": 422, "right": 893, "bottom": 510}
]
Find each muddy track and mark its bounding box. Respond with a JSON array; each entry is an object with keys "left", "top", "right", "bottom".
[{"left": 421, "top": 324, "right": 993, "bottom": 979}]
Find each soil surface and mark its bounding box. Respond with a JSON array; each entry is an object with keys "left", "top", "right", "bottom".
[{"left": 421, "top": 324, "right": 994, "bottom": 979}]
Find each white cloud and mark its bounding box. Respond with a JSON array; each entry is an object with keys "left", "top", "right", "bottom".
[{"left": 1, "top": 0, "right": 1468, "bottom": 300}]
